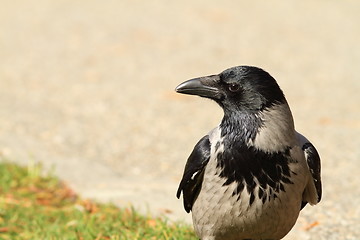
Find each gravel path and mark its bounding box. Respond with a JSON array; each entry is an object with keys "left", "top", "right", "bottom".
[{"left": 1, "top": 1, "right": 359, "bottom": 239}]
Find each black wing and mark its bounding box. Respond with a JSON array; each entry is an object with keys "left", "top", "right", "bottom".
[
  {"left": 176, "top": 135, "right": 211, "bottom": 213},
  {"left": 301, "top": 142, "right": 322, "bottom": 209}
]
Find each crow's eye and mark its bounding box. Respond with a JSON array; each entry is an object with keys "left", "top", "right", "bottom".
[{"left": 228, "top": 83, "right": 240, "bottom": 92}]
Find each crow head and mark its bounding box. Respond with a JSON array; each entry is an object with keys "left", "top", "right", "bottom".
[{"left": 176, "top": 66, "right": 286, "bottom": 114}]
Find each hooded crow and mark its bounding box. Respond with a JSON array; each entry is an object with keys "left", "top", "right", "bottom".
[{"left": 175, "top": 66, "right": 321, "bottom": 240}]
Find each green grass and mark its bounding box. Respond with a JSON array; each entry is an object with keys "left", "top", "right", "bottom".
[{"left": 0, "top": 161, "right": 197, "bottom": 240}]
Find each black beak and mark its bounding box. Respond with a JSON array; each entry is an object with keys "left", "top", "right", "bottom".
[{"left": 175, "top": 75, "right": 222, "bottom": 100}]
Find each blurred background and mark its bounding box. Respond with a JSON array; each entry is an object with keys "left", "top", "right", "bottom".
[{"left": 1, "top": 0, "right": 359, "bottom": 239}]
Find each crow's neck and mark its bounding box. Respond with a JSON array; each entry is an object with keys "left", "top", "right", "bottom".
[
  {"left": 220, "top": 104, "right": 296, "bottom": 154},
  {"left": 220, "top": 110, "right": 263, "bottom": 143}
]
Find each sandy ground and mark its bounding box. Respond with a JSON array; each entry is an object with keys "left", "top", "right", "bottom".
[{"left": 1, "top": 0, "right": 360, "bottom": 239}]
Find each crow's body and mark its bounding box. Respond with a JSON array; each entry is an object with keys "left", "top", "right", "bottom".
[{"left": 175, "top": 66, "right": 321, "bottom": 240}]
